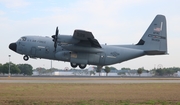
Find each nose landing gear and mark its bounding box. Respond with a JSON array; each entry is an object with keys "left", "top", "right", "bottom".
[{"left": 23, "top": 55, "right": 29, "bottom": 61}]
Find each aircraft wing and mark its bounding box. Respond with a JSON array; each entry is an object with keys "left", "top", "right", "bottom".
[
  {"left": 60, "top": 30, "right": 102, "bottom": 53},
  {"left": 73, "top": 30, "right": 101, "bottom": 48}
]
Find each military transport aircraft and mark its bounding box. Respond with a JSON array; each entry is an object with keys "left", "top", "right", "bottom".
[{"left": 9, "top": 15, "right": 167, "bottom": 70}]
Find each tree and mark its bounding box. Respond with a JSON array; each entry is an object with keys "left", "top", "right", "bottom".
[
  {"left": 104, "top": 66, "right": 111, "bottom": 76},
  {"left": 109, "top": 66, "right": 117, "bottom": 70},
  {"left": 2, "top": 62, "right": 20, "bottom": 75},
  {"left": 0, "top": 63, "right": 2, "bottom": 74},
  {"left": 46, "top": 67, "right": 59, "bottom": 75},
  {"left": 137, "top": 68, "right": 143, "bottom": 76},
  {"left": 90, "top": 71, "right": 95, "bottom": 76},
  {"left": 121, "top": 67, "right": 131, "bottom": 70},
  {"left": 2, "top": 63, "right": 9, "bottom": 74},
  {"left": 17, "top": 64, "right": 33, "bottom": 76},
  {"left": 96, "top": 66, "right": 102, "bottom": 76},
  {"left": 10, "top": 63, "right": 20, "bottom": 74},
  {"left": 36, "top": 67, "right": 46, "bottom": 75},
  {"left": 155, "top": 68, "right": 167, "bottom": 76}
]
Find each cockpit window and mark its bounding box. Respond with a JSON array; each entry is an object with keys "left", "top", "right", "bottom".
[{"left": 18, "top": 37, "right": 27, "bottom": 41}]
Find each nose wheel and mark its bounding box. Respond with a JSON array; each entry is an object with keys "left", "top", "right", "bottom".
[{"left": 23, "top": 55, "right": 29, "bottom": 61}]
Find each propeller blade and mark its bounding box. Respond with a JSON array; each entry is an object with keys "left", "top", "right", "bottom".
[
  {"left": 52, "top": 26, "right": 59, "bottom": 52},
  {"left": 55, "top": 27, "right": 59, "bottom": 36}
]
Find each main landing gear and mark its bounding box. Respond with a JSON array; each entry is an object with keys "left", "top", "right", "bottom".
[
  {"left": 23, "top": 55, "right": 29, "bottom": 61},
  {"left": 70, "top": 62, "right": 87, "bottom": 69}
]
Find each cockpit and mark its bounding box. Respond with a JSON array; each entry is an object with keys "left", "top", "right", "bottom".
[{"left": 18, "top": 37, "right": 27, "bottom": 42}]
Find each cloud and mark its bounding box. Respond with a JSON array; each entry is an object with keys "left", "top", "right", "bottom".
[
  {"left": 0, "top": 10, "right": 5, "bottom": 15},
  {"left": 0, "top": 0, "right": 30, "bottom": 8}
]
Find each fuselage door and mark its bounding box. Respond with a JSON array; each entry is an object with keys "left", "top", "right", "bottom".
[{"left": 31, "top": 47, "right": 36, "bottom": 56}]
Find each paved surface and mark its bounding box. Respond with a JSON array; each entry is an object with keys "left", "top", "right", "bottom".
[{"left": 0, "top": 77, "right": 180, "bottom": 84}]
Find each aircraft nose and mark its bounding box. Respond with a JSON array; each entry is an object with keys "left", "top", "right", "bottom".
[{"left": 9, "top": 43, "right": 17, "bottom": 52}]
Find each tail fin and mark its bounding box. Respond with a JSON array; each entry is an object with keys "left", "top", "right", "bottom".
[{"left": 136, "top": 15, "right": 168, "bottom": 55}]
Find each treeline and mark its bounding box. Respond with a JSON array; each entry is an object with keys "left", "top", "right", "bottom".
[
  {"left": 0, "top": 62, "right": 180, "bottom": 76},
  {"left": 152, "top": 67, "right": 180, "bottom": 76},
  {"left": 121, "top": 67, "right": 180, "bottom": 76},
  {"left": 0, "top": 63, "right": 33, "bottom": 76}
]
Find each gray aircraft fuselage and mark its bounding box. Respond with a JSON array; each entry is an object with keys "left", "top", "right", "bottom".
[{"left": 11, "top": 36, "right": 144, "bottom": 65}]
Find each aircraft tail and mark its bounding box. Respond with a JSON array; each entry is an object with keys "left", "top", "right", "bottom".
[{"left": 136, "top": 15, "right": 168, "bottom": 55}]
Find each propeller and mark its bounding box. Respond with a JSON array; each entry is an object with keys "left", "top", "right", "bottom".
[{"left": 52, "top": 27, "right": 59, "bottom": 52}]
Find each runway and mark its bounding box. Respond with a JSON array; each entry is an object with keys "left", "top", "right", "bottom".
[{"left": 0, "top": 77, "right": 180, "bottom": 84}]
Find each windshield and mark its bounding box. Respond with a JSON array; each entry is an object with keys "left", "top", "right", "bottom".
[{"left": 18, "top": 37, "right": 27, "bottom": 41}]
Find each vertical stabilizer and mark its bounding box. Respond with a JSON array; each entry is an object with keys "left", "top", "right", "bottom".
[{"left": 136, "top": 15, "right": 167, "bottom": 55}]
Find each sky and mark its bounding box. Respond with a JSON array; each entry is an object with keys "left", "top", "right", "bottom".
[{"left": 0, "top": 0, "right": 180, "bottom": 70}]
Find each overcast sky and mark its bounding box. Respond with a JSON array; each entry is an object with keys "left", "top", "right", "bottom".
[{"left": 0, "top": 0, "right": 179, "bottom": 70}]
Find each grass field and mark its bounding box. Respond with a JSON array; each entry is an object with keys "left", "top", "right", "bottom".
[{"left": 0, "top": 82, "right": 180, "bottom": 105}]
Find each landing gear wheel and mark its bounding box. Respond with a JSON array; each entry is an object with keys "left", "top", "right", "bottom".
[
  {"left": 70, "top": 63, "right": 78, "bottom": 68},
  {"left": 79, "top": 64, "right": 87, "bottom": 69},
  {"left": 23, "top": 55, "right": 29, "bottom": 61}
]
